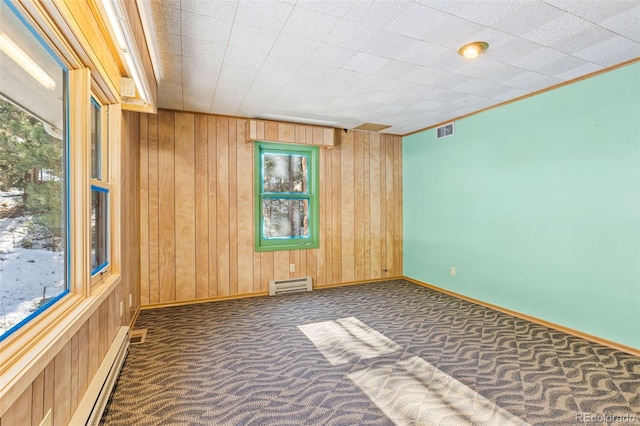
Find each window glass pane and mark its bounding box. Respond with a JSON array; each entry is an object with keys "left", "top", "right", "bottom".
[
  {"left": 0, "top": 1, "right": 67, "bottom": 339},
  {"left": 91, "top": 100, "right": 101, "bottom": 179},
  {"left": 262, "top": 198, "right": 309, "bottom": 239},
  {"left": 262, "top": 153, "right": 307, "bottom": 193},
  {"left": 91, "top": 188, "right": 108, "bottom": 273}
]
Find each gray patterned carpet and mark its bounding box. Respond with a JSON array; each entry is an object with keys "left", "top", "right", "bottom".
[{"left": 101, "top": 280, "right": 640, "bottom": 425}]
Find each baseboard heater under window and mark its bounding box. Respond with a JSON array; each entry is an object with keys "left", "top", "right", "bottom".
[
  {"left": 269, "top": 276, "right": 312, "bottom": 296},
  {"left": 70, "top": 326, "right": 130, "bottom": 426}
]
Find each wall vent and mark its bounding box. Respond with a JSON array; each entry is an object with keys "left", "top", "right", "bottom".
[
  {"left": 436, "top": 122, "right": 454, "bottom": 139},
  {"left": 269, "top": 276, "right": 312, "bottom": 296}
]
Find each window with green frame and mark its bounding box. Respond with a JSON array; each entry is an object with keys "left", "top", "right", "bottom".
[{"left": 255, "top": 141, "right": 319, "bottom": 252}]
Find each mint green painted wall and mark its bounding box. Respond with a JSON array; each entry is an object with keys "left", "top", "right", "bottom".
[{"left": 403, "top": 63, "right": 640, "bottom": 349}]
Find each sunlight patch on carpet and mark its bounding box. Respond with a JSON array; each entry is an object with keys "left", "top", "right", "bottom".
[
  {"left": 298, "top": 317, "right": 401, "bottom": 366},
  {"left": 348, "top": 356, "right": 529, "bottom": 426}
]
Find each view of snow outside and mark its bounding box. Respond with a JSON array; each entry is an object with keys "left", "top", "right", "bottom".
[{"left": 0, "top": 190, "right": 65, "bottom": 334}]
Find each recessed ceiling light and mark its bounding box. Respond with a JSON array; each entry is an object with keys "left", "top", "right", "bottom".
[{"left": 458, "top": 41, "right": 489, "bottom": 59}]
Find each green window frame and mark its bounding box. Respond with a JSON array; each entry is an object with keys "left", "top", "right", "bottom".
[{"left": 255, "top": 141, "right": 319, "bottom": 252}]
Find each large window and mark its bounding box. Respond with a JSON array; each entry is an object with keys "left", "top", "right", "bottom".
[
  {"left": 255, "top": 142, "right": 319, "bottom": 251},
  {"left": 0, "top": 1, "right": 68, "bottom": 340}
]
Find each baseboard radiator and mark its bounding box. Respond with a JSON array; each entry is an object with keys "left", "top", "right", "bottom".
[
  {"left": 70, "top": 326, "right": 130, "bottom": 426},
  {"left": 269, "top": 276, "right": 312, "bottom": 296}
]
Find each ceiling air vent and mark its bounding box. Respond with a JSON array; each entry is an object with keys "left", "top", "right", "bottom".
[{"left": 436, "top": 122, "right": 454, "bottom": 139}]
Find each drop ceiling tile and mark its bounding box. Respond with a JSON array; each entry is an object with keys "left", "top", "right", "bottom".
[
  {"left": 234, "top": 0, "right": 293, "bottom": 32},
  {"left": 223, "top": 46, "right": 267, "bottom": 69},
  {"left": 211, "top": 92, "right": 243, "bottom": 116},
  {"left": 522, "top": 13, "right": 594, "bottom": 46},
  {"left": 296, "top": 0, "right": 358, "bottom": 18},
  {"left": 502, "top": 71, "right": 562, "bottom": 91},
  {"left": 253, "top": 55, "right": 304, "bottom": 88},
  {"left": 246, "top": 83, "right": 283, "bottom": 100},
  {"left": 394, "top": 41, "right": 450, "bottom": 66},
  {"left": 360, "top": 31, "right": 417, "bottom": 60},
  {"left": 182, "top": 67, "right": 220, "bottom": 89},
  {"left": 372, "top": 104, "right": 406, "bottom": 117},
  {"left": 486, "top": 37, "right": 545, "bottom": 64},
  {"left": 451, "top": 78, "right": 500, "bottom": 96},
  {"left": 405, "top": 67, "right": 471, "bottom": 88},
  {"left": 270, "top": 34, "right": 319, "bottom": 61},
  {"left": 411, "top": 99, "right": 449, "bottom": 111},
  {"left": 228, "top": 24, "right": 279, "bottom": 54},
  {"left": 418, "top": 0, "right": 471, "bottom": 15},
  {"left": 330, "top": 96, "right": 369, "bottom": 109},
  {"left": 271, "top": 96, "right": 303, "bottom": 111},
  {"left": 181, "top": 11, "right": 232, "bottom": 44},
  {"left": 456, "top": 1, "right": 526, "bottom": 26},
  {"left": 156, "top": 34, "right": 182, "bottom": 56},
  {"left": 535, "top": 55, "right": 593, "bottom": 78},
  {"left": 345, "top": 0, "right": 412, "bottom": 29},
  {"left": 429, "top": 89, "right": 472, "bottom": 104},
  {"left": 307, "top": 44, "right": 357, "bottom": 67},
  {"left": 374, "top": 60, "right": 422, "bottom": 80},
  {"left": 342, "top": 52, "right": 390, "bottom": 75},
  {"left": 218, "top": 64, "right": 258, "bottom": 90},
  {"left": 281, "top": 7, "right": 341, "bottom": 41},
  {"left": 181, "top": 36, "right": 226, "bottom": 61},
  {"left": 450, "top": 94, "right": 493, "bottom": 107},
  {"left": 182, "top": 89, "right": 215, "bottom": 111},
  {"left": 509, "top": 47, "right": 567, "bottom": 71},
  {"left": 159, "top": 60, "right": 182, "bottom": 84},
  {"left": 573, "top": 36, "right": 640, "bottom": 66},
  {"left": 279, "top": 77, "right": 324, "bottom": 100},
  {"left": 554, "top": 62, "right": 603, "bottom": 81},
  {"left": 420, "top": 14, "right": 486, "bottom": 49},
  {"left": 491, "top": 2, "right": 565, "bottom": 36},
  {"left": 491, "top": 87, "right": 528, "bottom": 102},
  {"left": 326, "top": 69, "right": 370, "bottom": 89},
  {"left": 180, "top": 0, "right": 237, "bottom": 21},
  {"left": 324, "top": 19, "right": 379, "bottom": 50},
  {"left": 296, "top": 63, "right": 339, "bottom": 80},
  {"left": 471, "top": 27, "right": 518, "bottom": 50},
  {"left": 600, "top": 5, "right": 640, "bottom": 43},
  {"left": 181, "top": 55, "right": 223, "bottom": 75},
  {"left": 452, "top": 59, "right": 519, "bottom": 82},
  {"left": 365, "top": 91, "right": 404, "bottom": 104},
  {"left": 551, "top": 26, "right": 617, "bottom": 54},
  {"left": 473, "top": 83, "right": 523, "bottom": 100},
  {"left": 391, "top": 96, "right": 425, "bottom": 109},
  {"left": 545, "top": 0, "right": 638, "bottom": 23},
  {"left": 384, "top": 3, "right": 450, "bottom": 38},
  {"left": 147, "top": 1, "right": 182, "bottom": 35}
]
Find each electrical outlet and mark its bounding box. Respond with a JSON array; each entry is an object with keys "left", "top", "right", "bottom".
[
  {"left": 120, "top": 301, "right": 124, "bottom": 317},
  {"left": 40, "top": 409, "right": 52, "bottom": 426},
  {"left": 450, "top": 266, "right": 456, "bottom": 276},
  {"left": 289, "top": 263, "right": 295, "bottom": 273},
  {"left": 129, "top": 293, "right": 132, "bottom": 308}
]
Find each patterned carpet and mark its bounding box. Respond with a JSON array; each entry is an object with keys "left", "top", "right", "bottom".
[{"left": 101, "top": 280, "right": 640, "bottom": 425}]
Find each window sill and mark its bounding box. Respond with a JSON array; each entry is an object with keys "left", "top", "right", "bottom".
[{"left": 0, "top": 274, "right": 121, "bottom": 416}]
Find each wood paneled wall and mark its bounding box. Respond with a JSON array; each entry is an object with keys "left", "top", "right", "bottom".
[
  {"left": 1, "top": 286, "right": 123, "bottom": 425},
  {"left": 121, "top": 111, "right": 141, "bottom": 321},
  {"left": 1, "top": 111, "right": 141, "bottom": 425},
  {"left": 139, "top": 110, "right": 403, "bottom": 306}
]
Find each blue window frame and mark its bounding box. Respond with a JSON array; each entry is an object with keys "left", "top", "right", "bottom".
[
  {"left": 90, "top": 99, "right": 109, "bottom": 278},
  {"left": 0, "top": 0, "right": 69, "bottom": 341}
]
